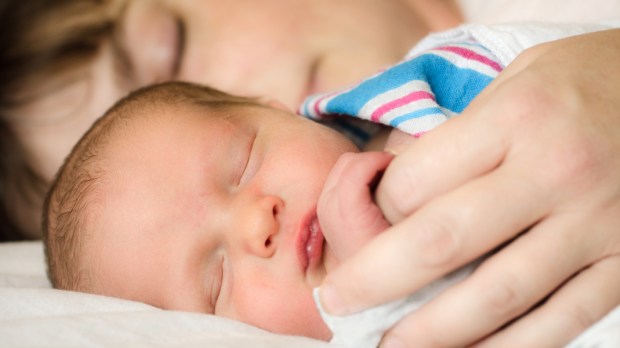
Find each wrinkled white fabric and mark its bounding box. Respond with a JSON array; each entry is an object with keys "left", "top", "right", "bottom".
[{"left": 314, "top": 265, "right": 475, "bottom": 348}]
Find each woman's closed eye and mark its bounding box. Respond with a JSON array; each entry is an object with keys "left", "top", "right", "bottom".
[
  {"left": 170, "top": 16, "right": 186, "bottom": 78},
  {"left": 118, "top": 2, "right": 187, "bottom": 84}
]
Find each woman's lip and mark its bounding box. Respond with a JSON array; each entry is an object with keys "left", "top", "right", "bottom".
[{"left": 296, "top": 212, "right": 324, "bottom": 274}]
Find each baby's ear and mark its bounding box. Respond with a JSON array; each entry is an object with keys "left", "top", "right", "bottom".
[{"left": 261, "top": 98, "right": 291, "bottom": 112}]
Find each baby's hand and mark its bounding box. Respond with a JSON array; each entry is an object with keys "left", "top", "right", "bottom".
[{"left": 317, "top": 152, "right": 394, "bottom": 261}]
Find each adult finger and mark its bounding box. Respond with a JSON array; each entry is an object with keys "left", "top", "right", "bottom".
[
  {"left": 374, "top": 73, "right": 513, "bottom": 225},
  {"left": 374, "top": 37, "right": 559, "bottom": 225},
  {"left": 477, "top": 256, "right": 620, "bottom": 347},
  {"left": 474, "top": 210, "right": 620, "bottom": 347},
  {"left": 379, "top": 206, "right": 614, "bottom": 347}
]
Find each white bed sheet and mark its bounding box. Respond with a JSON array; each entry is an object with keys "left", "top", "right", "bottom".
[
  {"left": 0, "top": 241, "right": 332, "bottom": 347},
  {"left": 2, "top": 241, "right": 619, "bottom": 347},
  {"left": 458, "top": 0, "right": 620, "bottom": 24}
]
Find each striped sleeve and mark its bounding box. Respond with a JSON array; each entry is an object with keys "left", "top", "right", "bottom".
[{"left": 300, "top": 37, "right": 503, "bottom": 137}]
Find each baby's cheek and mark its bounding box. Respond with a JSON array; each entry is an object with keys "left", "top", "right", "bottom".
[{"left": 227, "top": 280, "right": 331, "bottom": 339}]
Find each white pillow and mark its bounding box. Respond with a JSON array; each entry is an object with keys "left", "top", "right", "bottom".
[
  {"left": 0, "top": 242, "right": 332, "bottom": 347},
  {"left": 1, "top": 241, "right": 618, "bottom": 347}
]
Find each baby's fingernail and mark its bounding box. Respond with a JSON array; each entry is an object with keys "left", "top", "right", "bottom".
[
  {"left": 384, "top": 144, "right": 408, "bottom": 156},
  {"left": 384, "top": 148, "right": 399, "bottom": 156},
  {"left": 320, "top": 285, "right": 348, "bottom": 315}
]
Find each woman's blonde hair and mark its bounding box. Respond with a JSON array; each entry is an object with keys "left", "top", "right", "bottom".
[{"left": 0, "top": 0, "right": 121, "bottom": 240}]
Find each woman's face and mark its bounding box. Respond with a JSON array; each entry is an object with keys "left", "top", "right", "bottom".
[
  {"left": 130, "top": 0, "right": 429, "bottom": 108},
  {"left": 16, "top": 0, "right": 429, "bottom": 185}
]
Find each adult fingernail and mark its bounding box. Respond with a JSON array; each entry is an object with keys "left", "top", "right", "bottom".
[
  {"left": 320, "top": 285, "right": 348, "bottom": 315},
  {"left": 381, "top": 335, "right": 405, "bottom": 348}
]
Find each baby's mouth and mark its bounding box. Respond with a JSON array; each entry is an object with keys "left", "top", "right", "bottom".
[
  {"left": 298, "top": 215, "right": 325, "bottom": 275},
  {"left": 306, "top": 217, "right": 324, "bottom": 266}
]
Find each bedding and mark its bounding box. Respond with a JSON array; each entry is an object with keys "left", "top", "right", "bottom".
[
  {"left": 1, "top": 241, "right": 619, "bottom": 347},
  {"left": 0, "top": 241, "right": 332, "bottom": 347},
  {"left": 458, "top": 0, "right": 620, "bottom": 24}
]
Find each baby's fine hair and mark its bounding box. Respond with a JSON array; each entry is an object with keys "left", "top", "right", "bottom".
[{"left": 42, "top": 81, "right": 260, "bottom": 292}]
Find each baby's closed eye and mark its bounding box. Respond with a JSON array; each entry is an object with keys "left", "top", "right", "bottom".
[
  {"left": 237, "top": 133, "right": 257, "bottom": 186},
  {"left": 205, "top": 254, "right": 225, "bottom": 313}
]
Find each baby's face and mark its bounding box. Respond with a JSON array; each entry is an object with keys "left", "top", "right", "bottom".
[{"left": 86, "top": 101, "right": 357, "bottom": 339}]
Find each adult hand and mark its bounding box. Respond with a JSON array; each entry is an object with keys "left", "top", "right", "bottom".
[
  {"left": 317, "top": 151, "right": 393, "bottom": 261},
  {"left": 319, "top": 28, "right": 620, "bottom": 347}
]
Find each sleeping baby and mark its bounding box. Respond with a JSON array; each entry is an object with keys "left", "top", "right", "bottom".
[
  {"left": 41, "top": 78, "right": 480, "bottom": 346},
  {"left": 42, "top": 23, "right": 615, "bottom": 347}
]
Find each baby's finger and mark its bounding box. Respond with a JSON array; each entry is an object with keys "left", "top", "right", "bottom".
[
  {"left": 318, "top": 152, "right": 393, "bottom": 260},
  {"left": 320, "top": 161, "right": 551, "bottom": 315}
]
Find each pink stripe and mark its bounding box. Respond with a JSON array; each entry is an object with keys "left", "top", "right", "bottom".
[
  {"left": 312, "top": 92, "right": 338, "bottom": 117},
  {"left": 371, "top": 91, "right": 435, "bottom": 122},
  {"left": 436, "top": 46, "right": 502, "bottom": 72}
]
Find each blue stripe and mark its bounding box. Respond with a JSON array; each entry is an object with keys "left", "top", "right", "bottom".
[
  {"left": 389, "top": 107, "right": 445, "bottom": 127},
  {"left": 323, "top": 54, "right": 494, "bottom": 116}
]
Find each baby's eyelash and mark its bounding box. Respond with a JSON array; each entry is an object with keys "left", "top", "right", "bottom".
[
  {"left": 237, "top": 134, "right": 256, "bottom": 186},
  {"left": 210, "top": 256, "right": 224, "bottom": 310}
]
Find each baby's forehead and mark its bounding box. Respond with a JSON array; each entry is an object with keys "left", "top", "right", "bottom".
[
  {"left": 100, "top": 102, "right": 228, "bottom": 176},
  {"left": 102, "top": 100, "right": 199, "bottom": 143},
  {"left": 119, "top": 96, "right": 238, "bottom": 126},
  {"left": 95, "top": 89, "right": 266, "bottom": 172},
  {"left": 102, "top": 82, "right": 269, "bottom": 138}
]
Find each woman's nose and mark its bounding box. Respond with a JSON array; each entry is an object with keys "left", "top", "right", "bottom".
[{"left": 238, "top": 194, "right": 284, "bottom": 258}]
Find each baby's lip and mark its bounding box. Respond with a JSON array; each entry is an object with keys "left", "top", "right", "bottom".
[{"left": 296, "top": 211, "right": 324, "bottom": 275}]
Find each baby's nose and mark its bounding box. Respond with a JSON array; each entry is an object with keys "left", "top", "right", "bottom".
[{"left": 238, "top": 194, "right": 283, "bottom": 258}]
